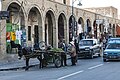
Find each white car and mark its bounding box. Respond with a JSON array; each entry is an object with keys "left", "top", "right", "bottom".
[{"left": 78, "top": 39, "right": 101, "bottom": 58}]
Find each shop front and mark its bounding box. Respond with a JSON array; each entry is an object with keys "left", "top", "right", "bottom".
[{"left": 6, "top": 23, "right": 26, "bottom": 54}]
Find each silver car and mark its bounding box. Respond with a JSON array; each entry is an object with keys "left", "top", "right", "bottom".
[{"left": 78, "top": 39, "right": 101, "bottom": 59}]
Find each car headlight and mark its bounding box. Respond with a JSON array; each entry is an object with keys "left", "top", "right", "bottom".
[{"left": 104, "top": 52, "right": 108, "bottom": 55}]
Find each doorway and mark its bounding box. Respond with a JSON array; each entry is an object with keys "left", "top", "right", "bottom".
[{"left": 34, "top": 25, "right": 39, "bottom": 44}]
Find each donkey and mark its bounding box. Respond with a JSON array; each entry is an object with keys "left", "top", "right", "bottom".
[
  {"left": 18, "top": 44, "right": 52, "bottom": 70},
  {"left": 21, "top": 47, "right": 45, "bottom": 70}
]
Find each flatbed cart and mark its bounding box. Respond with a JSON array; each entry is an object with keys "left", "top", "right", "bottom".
[{"left": 22, "top": 41, "right": 64, "bottom": 70}]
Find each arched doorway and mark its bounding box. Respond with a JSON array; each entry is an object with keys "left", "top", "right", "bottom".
[
  {"left": 6, "top": 2, "right": 25, "bottom": 53},
  {"left": 78, "top": 17, "right": 84, "bottom": 33},
  {"left": 113, "top": 24, "right": 115, "bottom": 37},
  {"left": 28, "top": 7, "right": 42, "bottom": 46},
  {"left": 78, "top": 17, "right": 84, "bottom": 40},
  {"left": 7, "top": 2, "right": 25, "bottom": 26},
  {"left": 58, "top": 13, "right": 67, "bottom": 41},
  {"left": 45, "top": 10, "right": 55, "bottom": 46},
  {"left": 86, "top": 19, "right": 91, "bottom": 38},
  {"left": 69, "top": 15, "right": 76, "bottom": 42},
  {"left": 93, "top": 20, "right": 97, "bottom": 38},
  {"left": 108, "top": 23, "right": 112, "bottom": 37}
]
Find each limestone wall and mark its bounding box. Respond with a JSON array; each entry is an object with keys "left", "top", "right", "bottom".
[{"left": 0, "top": 20, "right": 6, "bottom": 59}]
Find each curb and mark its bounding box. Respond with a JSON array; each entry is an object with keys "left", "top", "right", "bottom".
[
  {"left": 0, "top": 64, "right": 39, "bottom": 71},
  {"left": 0, "top": 56, "right": 71, "bottom": 71}
]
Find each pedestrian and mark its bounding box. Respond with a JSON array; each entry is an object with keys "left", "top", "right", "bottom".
[
  {"left": 103, "top": 37, "right": 107, "bottom": 50},
  {"left": 69, "top": 41, "right": 77, "bottom": 66},
  {"left": 58, "top": 39, "right": 67, "bottom": 66}
]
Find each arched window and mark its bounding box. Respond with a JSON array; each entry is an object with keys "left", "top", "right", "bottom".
[{"left": 63, "top": 0, "right": 66, "bottom": 4}]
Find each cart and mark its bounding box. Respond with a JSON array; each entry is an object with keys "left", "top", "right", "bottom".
[
  {"left": 22, "top": 41, "right": 63, "bottom": 70},
  {"left": 34, "top": 50, "right": 63, "bottom": 68}
]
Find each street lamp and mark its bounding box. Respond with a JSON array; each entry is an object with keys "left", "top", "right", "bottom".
[{"left": 71, "top": 0, "right": 82, "bottom": 41}]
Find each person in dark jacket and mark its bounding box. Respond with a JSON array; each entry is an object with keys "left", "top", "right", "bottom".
[{"left": 58, "top": 39, "right": 67, "bottom": 66}]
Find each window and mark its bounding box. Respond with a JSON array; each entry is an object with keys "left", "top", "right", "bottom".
[
  {"left": 80, "top": 40, "right": 93, "bottom": 46},
  {"left": 107, "top": 44, "right": 120, "bottom": 49},
  {"left": 63, "top": 0, "right": 66, "bottom": 4},
  {"left": 28, "top": 26, "right": 31, "bottom": 41}
]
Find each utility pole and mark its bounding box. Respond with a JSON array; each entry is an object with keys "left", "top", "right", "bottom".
[{"left": 71, "top": 0, "right": 82, "bottom": 41}]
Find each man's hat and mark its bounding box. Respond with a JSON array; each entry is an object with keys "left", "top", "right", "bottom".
[{"left": 70, "top": 41, "right": 74, "bottom": 46}]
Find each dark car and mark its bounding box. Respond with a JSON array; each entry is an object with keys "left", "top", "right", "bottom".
[
  {"left": 103, "top": 39, "right": 120, "bottom": 62},
  {"left": 102, "top": 37, "right": 120, "bottom": 50},
  {"left": 78, "top": 39, "right": 101, "bottom": 59}
]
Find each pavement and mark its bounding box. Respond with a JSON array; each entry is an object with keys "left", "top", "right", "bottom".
[
  {"left": 0, "top": 54, "right": 71, "bottom": 71},
  {"left": 0, "top": 54, "right": 40, "bottom": 71},
  {"left": 0, "top": 58, "right": 40, "bottom": 71}
]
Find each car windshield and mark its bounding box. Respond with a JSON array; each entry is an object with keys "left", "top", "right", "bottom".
[
  {"left": 106, "top": 43, "right": 120, "bottom": 49},
  {"left": 80, "top": 40, "right": 93, "bottom": 46}
]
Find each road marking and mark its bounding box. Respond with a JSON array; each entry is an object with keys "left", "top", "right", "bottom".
[
  {"left": 57, "top": 70, "right": 84, "bottom": 80},
  {"left": 88, "top": 64, "right": 103, "bottom": 70}
]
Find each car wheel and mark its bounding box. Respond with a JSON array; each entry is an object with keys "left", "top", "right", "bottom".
[
  {"left": 103, "top": 58, "right": 108, "bottom": 62},
  {"left": 98, "top": 54, "right": 101, "bottom": 57},
  {"left": 90, "top": 54, "right": 94, "bottom": 59}
]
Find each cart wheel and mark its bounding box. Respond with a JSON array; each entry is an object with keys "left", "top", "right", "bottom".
[{"left": 54, "top": 57, "right": 61, "bottom": 68}]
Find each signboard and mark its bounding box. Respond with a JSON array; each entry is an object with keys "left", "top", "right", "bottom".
[
  {"left": 96, "top": 19, "right": 104, "bottom": 24},
  {"left": 0, "top": 11, "right": 9, "bottom": 19},
  {"left": 0, "top": 0, "right": 1, "bottom": 11}
]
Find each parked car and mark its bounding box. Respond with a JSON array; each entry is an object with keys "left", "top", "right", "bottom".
[
  {"left": 103, "top": 39, "right": 120, "bottom": 62},
  {"left": 102, "top": 37, "right": 120, "bottom": 50},
  {"left": 78, "top": 39, "right": 101, "bottom": 59}
]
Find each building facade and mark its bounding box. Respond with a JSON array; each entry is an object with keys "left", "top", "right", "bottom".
[
  {"left": 0, "top": 0, "right": 120, "bottom": 59},
  {"left": 84, "top": 6, "right": 118, "bottom": 19}
]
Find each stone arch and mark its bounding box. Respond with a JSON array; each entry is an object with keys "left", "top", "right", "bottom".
[
  {"left": 7, "top": 2, "right": 25, "bottom": 25},
  {"left": 6, "top": 2, "right": 26, "bottom": 53},
  {"left": 27, "top": 6, "right": 42, "bottom": 46},
  {"left": 86, "top": 19, "right": 92, "bottom": 38},
  {"left": 45, "top": 10, "right": 56, "bottom": 47},
  {"left": 108, "top": 23, "right": 112, "bottom": 36},
  {"left": 58, "top": 13, "right": 67, "bottom": 41},
  {"left": 113, "top": 24, "right": 116, "bottom": 37},
  {"left": 6, "top": 1, "right": 26, "bottom": 19},
  {"left": 7, "top": 2, "right": 25, "bottom": 44},
  {"left": 69, "top": 15, "right": 76, "bottom": 42},
  {"left": 93, "top": 20, "right": 97, "bottom": 38},
  {"left": 27, "top": 4, "right": 43, "bottom": 17},
  {"left": 78, "top": 17, "right": 84, "bottom": 34},
  {"left": 86, "top": 19, "right": 91, "bottom": 32}
]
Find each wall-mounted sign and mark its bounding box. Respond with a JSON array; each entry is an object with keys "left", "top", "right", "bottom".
[
  {"left": 0, "top": 0, "right": 1, "bottom": 11},
  {"left": 96, "top": 19, "right": 104, "bottom": 24},
  {"left": 0, "top": 11, "right": 9, "bottom": 19}
]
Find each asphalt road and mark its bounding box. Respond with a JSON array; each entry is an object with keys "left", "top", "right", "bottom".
[{"left": 1, "top": 57, "right": 120, "bottom": 80}]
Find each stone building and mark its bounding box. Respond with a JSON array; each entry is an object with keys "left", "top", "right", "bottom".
[
  {"left": 84, "top": 6, "right": 118, "bottom": 19},
  {"left": 0, "top": 0, "right": 120, "bottom": 59}
]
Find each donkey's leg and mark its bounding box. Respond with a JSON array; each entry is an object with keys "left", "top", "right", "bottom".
[
  {"left": 37, "top": 56, "right": 42, "bottom": 69},
  {"left": 25, "top": 58, "right": 30, "bottom": 71}
]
